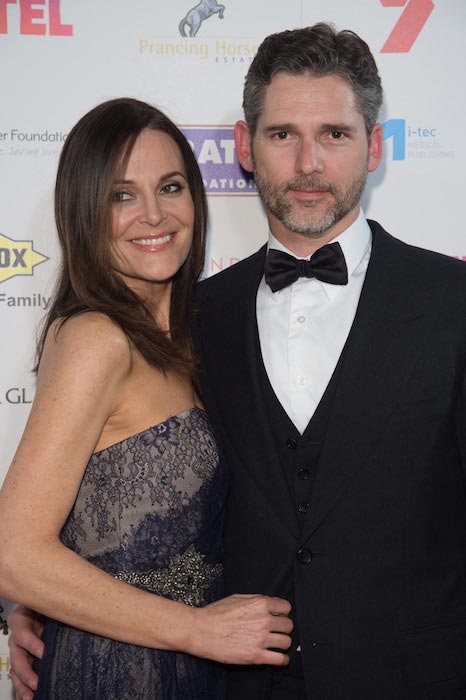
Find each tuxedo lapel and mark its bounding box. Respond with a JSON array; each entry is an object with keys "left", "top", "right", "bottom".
[
  {"left": 301, "top": 223, "right": 450, "bottom": 542},
  {"left": 197, "top": 247, "right": 300, "bottom": 538}
]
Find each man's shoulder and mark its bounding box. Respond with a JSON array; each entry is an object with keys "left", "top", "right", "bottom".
[{"left": 369, "top": 219, "right": 466, "bottom": 280}]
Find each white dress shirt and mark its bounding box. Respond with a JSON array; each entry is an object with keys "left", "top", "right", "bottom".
[{"left": 256, "top": 209, "right": 372, "bottom": 434}]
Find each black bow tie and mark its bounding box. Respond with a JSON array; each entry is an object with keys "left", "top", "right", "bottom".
[{"left": 264, "top": 243, "right": 348, "bottom": 293}]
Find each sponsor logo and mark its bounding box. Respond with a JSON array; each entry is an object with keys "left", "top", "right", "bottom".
[
  {"left": 0, "top": 292, "right": 51, "bottom": 309},
  {"left": 380, "top": 0, "right": 434, "bottom": 53},
  {"left": 182, "top": 126, "right": 256, "bottom": 195},
  {"left": 0, "top": 0, "right": 72, "bottom": 36},
  {"left": 0, "top": 128, "right": 67, "bottom": 158},
  {"left": 7, "top": 129, "right": 67, "bottom": 143},
  {"left": 0, "top": 654, "right": 10, "bottom": 681},
  {"left": 139, "top": 36, "right": 257, "bottom": 63},
  {"left": 140, "top": 3, "right": 255, "bottom": 64},
  {"left": 179, "top": 0, "right": 225, "bottom": 38},
  {"left": 382, "top": 119, "right": 455, "bottom": 161},
  {"left": 208, "top": 257, "right": 239, "bottom": 274},
  {"left": 0, "top": 233, "right": 48, "bottom": 284},
  {"left": 0, "top": 387, "right": 34, "bottom": 404}
]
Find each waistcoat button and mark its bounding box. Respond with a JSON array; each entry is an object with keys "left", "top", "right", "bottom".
[
  {"left": 297, "top": 468, "right": 310, "bottom": 480},
  {"left": 298, "top": 501, "right": 310, "bottom": 513},
  {"left": 297, "top": 548, "right": 313, "bottom": 564},
  {"left": 286, "top": 438, "right": 298, "bottom": 449}
]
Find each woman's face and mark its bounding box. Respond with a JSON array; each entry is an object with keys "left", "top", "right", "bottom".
[{"left": 110, "top": 128, "right": 195, "bottom": 299}]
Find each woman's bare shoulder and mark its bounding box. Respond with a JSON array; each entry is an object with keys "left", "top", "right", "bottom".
[{"left": 40, "top": 312, "right": 132, "bottom": 380}]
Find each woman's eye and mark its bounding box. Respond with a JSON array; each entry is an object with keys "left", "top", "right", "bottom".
[
  {"left": 112, "top": 191, "right": 132, "bottom": 203},
  {"left": 161, "top": 182, "right": 183, "bottom": 194}
]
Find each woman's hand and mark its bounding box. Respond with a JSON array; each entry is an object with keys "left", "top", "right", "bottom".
[
  {"left": 188, "top": 594, "right": 293, "bottom": 665},
  {"left": 7, "top": 605, "right": 44, "bottom": 700}
]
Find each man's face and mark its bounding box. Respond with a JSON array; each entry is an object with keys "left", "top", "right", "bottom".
[{"left": 235, "top": 72, "right": 382, "bottom": 254}]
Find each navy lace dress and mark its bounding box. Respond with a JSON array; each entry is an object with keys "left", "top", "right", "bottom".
[{"left": 34, "top": 407, "right": 228, "bottom": 699}]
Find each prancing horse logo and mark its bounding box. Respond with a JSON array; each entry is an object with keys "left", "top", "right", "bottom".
[{"left": 179, "top": 0, "right": 225, "bottom": 37}]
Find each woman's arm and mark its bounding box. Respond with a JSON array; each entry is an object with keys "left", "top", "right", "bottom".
[{"left": 0, "top": 314, "right": 292, "bottom": 665}]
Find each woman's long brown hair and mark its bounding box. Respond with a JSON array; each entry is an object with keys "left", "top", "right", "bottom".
[{"left": 36, "top": 98, "right": 207, "bottom": 377}]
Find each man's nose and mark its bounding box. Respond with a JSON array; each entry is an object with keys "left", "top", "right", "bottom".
[{"left": 295, "top": 138, "right": 324, "bottom": 175}]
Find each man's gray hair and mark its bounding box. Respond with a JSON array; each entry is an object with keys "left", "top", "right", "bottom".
[{"left": 243, "top": 22, "right": 383, "bottom": 139}]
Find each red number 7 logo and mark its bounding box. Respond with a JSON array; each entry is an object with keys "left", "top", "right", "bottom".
[{"left": 380, "top": 0, "right": 435, "bottom": 53}]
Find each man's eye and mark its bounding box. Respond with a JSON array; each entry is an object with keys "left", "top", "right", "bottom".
[
  {"left": 330, "top": 131, "right": 344, "bottom": 139},
  {"left": 274, "top": 131, "right": 289, "bottom": 140}
]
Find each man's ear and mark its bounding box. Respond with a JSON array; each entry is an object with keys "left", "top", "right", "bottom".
[
  {"left": 368, "top": 123, "right": 383, "bottom": 173},
  {"left": 234, "top": 120, "right": 254, "bottom": 172}
]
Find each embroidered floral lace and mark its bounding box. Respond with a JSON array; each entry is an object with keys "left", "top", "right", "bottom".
[{"left": 34, "top": 407, "right": 228, "bottom": 699}]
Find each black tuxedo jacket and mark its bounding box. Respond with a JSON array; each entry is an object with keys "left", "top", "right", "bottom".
[{"left": 193, "top": 221, "right": 466, "bottom": 699}]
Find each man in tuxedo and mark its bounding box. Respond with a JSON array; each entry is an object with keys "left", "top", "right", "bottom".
[{"left": 8, "top": 22, "right": 466, "bottom": 700}]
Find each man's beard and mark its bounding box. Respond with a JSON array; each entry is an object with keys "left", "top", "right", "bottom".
[{"left": 253, "top": 167, "right": 368, "bottom": 238}]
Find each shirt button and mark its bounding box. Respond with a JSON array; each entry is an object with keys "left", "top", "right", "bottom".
[
  {"left": 298, "top": 501, "right": 311, "bottom": 513},
  {"left": 298, "top": 468, "right": 310, "bottom": 480},
  {"left": 286, "top": 438, "right": 298, "bottom": 449},
  {"left": 298, "top": 376, "right": 307, "bottom": 386},
  {"left": 297, "top": 315, "right": 306, "bottom": 324},
  {"left": 297, "top": 547, "right": 313, "bottom": 564}
]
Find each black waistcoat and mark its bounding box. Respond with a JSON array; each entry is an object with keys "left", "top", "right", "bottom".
[
  {"left": 257, "top": 349, "right": 343, "bottom": 531},
  {"left": 256, "top": 341, "right": 345, "bottom": 662}
]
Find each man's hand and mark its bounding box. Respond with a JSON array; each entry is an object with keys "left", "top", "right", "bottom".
[{"left": 7, "top": 606, "right": 44, "bottom": 700}]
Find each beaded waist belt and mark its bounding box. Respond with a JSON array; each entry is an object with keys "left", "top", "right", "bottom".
[{"left": 114, "top": 545, "right": 223, "bottom": 607}]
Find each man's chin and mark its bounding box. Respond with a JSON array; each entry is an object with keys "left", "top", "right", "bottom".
[{"left": 280, "top": 214, "right": 338, "bottom": 238}]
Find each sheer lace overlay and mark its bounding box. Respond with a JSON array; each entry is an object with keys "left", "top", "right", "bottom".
[{"left": 35, "top": 407, "right": 228, "bottom": 699}]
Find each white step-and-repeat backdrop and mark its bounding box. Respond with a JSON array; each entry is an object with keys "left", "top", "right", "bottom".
[{"left": 1, "top": 0, "right": 464, "bottom": 695}]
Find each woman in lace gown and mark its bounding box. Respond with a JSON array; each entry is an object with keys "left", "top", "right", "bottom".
[{"left": 0, "top": 98, "right": 292, "bottom": 699}]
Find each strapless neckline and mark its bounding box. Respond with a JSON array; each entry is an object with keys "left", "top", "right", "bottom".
[{"left": 92, "top": 406, "right": 206, "bottom": 456}]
